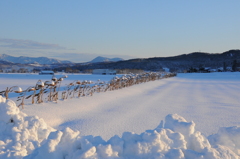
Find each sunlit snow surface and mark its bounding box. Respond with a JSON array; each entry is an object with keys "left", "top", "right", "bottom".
[
  {"left": 14, "top": 72, "right": 239, "bottom": 138},
  {"left": 0, "top": 72, "right": 240, "bottom": 158},
  {"left": 0, "top": 73, "right": 240, "bottom": 139},
  {"left": 0, "top": 72, "right": 240, "bottom": 139},
  {"left": 0, "top": 96, "right": 240, "bottom": 159}
]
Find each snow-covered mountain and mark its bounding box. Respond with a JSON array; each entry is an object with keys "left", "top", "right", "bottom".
[
  {"left": 0, "top": 54, "right": 73, "bottom": 64},
  {"left": 89, "top": 56, "right": 123, "bottom": 63}
]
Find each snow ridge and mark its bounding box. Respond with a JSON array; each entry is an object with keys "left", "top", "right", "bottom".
[
  {"left": 0, "top": 96, "right": 53, "bottom": 158},
  {"left": 0, "top": 96, "right": 239, "bottom": 159}
]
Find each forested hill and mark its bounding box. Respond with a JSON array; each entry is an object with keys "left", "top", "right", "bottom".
[{"left": 66, "top": 50, "right": 240, "bottom": 72}]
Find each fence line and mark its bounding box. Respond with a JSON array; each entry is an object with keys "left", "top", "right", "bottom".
[{"left": 0, "top": 72, "right": 177, "bottom": 109}]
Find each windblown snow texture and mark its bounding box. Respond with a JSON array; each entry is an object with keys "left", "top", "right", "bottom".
[{"left": 0, "top": 96, "right": 239, "bottom": 159}]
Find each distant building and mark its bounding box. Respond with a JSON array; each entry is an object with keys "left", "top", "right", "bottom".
[
  {"left": 39, "top": 70, "right": 54, "bottom": 75},
  {"left": 92, "top": 69, "right": 116, "bottom": 75},
  {"left": 2, "top": 67, "right": 12, "bottom": 73}
]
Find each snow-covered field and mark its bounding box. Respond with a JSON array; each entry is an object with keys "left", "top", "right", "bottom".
[
  {"left": 0, "top": 73, "right": 116, "bottom": 91},
  {"left": 1, "top": 72, "right": 240, "bottom": 158},
  {"left": 6, "top": 72, "right": 238, "bottom": 139}
]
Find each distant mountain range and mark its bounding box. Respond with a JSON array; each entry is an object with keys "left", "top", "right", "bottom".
[
  {"left": 0, "top": 54, "right": 124, "bottom": 65},
  {"left": 0, "top": 54, "right": 73, "bottom": 65},
  {"left": 71, "top": 50, "right": 240, "bottom": 72},
  {"left": 1, "top": 50, "right": 240, "bottom": 72},
  {"left": 89, "top": 56, "right": 123, "bottom": 63}
]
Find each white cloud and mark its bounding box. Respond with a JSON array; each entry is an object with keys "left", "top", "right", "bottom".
[
  {"left": 0, "top": 38, "right": 137, "bottom": 63},
  {"left": 0, "top": 38, "right": 67, "bottom": 50}
]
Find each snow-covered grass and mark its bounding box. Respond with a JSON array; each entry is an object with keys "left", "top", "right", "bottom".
[{"left": 0, "top": 72, "right": 240, "bottom": 158}]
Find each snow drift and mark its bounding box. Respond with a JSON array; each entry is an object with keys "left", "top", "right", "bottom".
[{"left": 0, "top": 96, "right": 240, "bottom": 159}]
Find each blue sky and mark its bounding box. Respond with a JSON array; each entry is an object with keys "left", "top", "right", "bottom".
[{"left": 0, "top": 1, "right": 239, "bottom": 62}]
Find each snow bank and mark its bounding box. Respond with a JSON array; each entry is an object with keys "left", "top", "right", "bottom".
[
  {"left": 0, "top": 96, "right": 240, "bottom": 158},
  {"left": 0, "top": 96, "right": 53, "bottom": 158}
]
